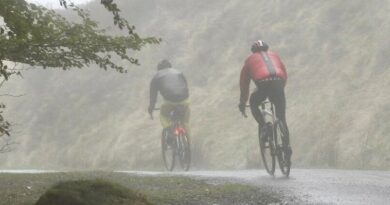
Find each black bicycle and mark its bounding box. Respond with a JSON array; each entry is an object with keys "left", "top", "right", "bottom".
[
  {"left": 152, "top": 107, "right": 191, "bottom": 171},
  {"left": 244, "top": 100, "right": 291, "bottom": 177}
]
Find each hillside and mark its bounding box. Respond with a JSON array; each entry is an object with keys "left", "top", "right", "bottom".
[{"left": 1, "top": 0, "right": 389, "bottom": 170}]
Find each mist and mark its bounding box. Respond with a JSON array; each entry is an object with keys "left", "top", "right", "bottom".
[{"left": 1, "top": 0, "right": 389, "bottom": 171}]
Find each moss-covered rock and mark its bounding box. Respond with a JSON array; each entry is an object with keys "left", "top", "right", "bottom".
[{"left": 35, "top": 180, "right": 153, "bottom": 205}]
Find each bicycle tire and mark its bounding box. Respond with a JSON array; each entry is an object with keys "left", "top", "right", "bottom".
[
  {"left": 259, "top": 120, "right": 276, "bottom": 176},
  {"left": 178, "top": 133, "right": 191, "bottom": 171},
  {"left": 161, "top": 131, "right": 175, "bottom": 171},
  {"left": 274, "top": 120, "right": 291, "bottom": 177}
]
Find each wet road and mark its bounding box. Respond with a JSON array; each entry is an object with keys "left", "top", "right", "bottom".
[
  {"left": 120, "top": 169, "right": 390, "bottom": 205},
  {"left": 1, "top": 169, "right": 389, "bottom": 204}
]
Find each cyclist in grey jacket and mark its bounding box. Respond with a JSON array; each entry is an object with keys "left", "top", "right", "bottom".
[{"left": 148, "top": 60, "right": 190, "bottom": 134}]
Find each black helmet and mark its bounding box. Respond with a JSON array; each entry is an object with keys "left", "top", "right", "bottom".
[
  {"left": 251, "top": 40, "right": 269, "bottom": 53},
  {"left": 157, "top": 59, "right": 172, "bottom": 70}
]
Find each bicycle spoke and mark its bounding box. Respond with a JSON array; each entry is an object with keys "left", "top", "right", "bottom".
[
  {"left": 178, "top": 133, "right": 191, "bottom": 171},
  {"left": 162, "top": 131, "right": 175, "bottom": 171},
  {"left": 275, "top": 121, "right": 291, "bottom": 177},
  {"left": 259, "top": 123, "right": 275, "bottom": 176}
]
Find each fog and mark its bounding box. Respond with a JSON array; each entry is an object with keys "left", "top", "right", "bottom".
[{"left": 1, "top": 0, "right": 389, "bottom": 170}]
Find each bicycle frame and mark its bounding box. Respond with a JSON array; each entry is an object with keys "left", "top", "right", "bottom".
[
  {"left": 153, "top": 107, "right": 187, "bottom": 139},
  {"left": 156, "top": 106, "right": 191, "bottom": 171},
  {"left": 259, "top": 100, "right": 275, "bottom": 124},
  {"left": 262, "top": 100, "right": 291, "bottom": 176},
  {"left": 248, "top": 99, "right": 291, "bottom": 176}
]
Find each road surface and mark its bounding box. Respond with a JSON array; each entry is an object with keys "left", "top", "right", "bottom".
[
  {"left": 1, "top": 169, "right": 389, "bottom": 204},
  {"left": 119, "top": 169, "right": 390, "bottom": 205}
]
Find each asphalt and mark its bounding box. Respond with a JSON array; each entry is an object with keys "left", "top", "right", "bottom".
[
  {"left": 119, "top": 169, "right": 390, "bottom": 205},
  {"left": 1, "top": 169, "right": 389, "bottom": 204}
]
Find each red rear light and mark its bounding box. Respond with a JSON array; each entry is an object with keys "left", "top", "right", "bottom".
[
  {"left": 174, "top": 127, "right": 185, "bottom": 136},
  {"left": 174, "top": 128, "right": 180, "bottom": 136}
]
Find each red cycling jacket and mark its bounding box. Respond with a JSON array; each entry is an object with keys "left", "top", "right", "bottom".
[{"left": 240, "top": 51, "right": 287, "bottom": 105}]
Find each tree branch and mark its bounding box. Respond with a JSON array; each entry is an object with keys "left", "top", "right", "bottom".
[{"left": 0, "top": 138, "right": 17, "bottom": 153}]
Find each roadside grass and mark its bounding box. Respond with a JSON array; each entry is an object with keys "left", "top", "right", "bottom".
[{"left": 0, "top": 172, "right": 284, "bottom": 205}]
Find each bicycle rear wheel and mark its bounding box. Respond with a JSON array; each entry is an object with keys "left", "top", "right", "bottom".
[
  {"left": 161, "top": 130, "right": 175, "bottom": 171},
  {"left": 274, "top": 121, "right": 291, "bottom": 177},
  {"left": 178, "top": 133, "right": 191, "bottom": 171},
  {"left": 259, "top": 122, "right": 275, "bottom": 176}
]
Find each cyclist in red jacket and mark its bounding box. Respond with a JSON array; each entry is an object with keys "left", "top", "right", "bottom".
[{"left": 239, "top": 40, "right": 291, "bottom": 156}]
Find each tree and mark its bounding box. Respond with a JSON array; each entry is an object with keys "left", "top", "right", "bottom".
[{"left": 0, "top": 0, "right": 161, "bottom": 143}]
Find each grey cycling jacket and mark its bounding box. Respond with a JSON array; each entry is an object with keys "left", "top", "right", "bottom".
[{"left": 149, "top": 67, "right": 189, "bottom": 108}]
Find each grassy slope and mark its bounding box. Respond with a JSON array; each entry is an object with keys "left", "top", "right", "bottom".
[{"left": 1, "top": 0, "right": 390, "bottom": 169}]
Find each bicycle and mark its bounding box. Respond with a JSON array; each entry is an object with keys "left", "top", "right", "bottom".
[
  {"left": 243, "top": 100, "right": 291, "bottom": 177},
  {"left": 151, "top": 106, "right": 191, "bottom": 171}
]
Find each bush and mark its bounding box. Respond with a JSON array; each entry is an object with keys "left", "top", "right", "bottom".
[{"left": 35, "top": 180, "right": 153, "bottom": 205}]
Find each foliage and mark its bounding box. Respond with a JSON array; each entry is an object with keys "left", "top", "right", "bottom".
[
  {"left": 0, "top": 0, "right": 160, "bottom": 73},
  {"left": 0, "top": 0, "right": 161, "bottom": 140},
  {"left": 0, "top": 103, "right": 10, "bottom": 137}
]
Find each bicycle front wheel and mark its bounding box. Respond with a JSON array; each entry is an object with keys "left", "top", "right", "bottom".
[
  {"left": 178, "top": 133, "right": 191, "bottom": 171},
  {"left": 274, "top": 121, "right": 291, "bottom": 177},
  {"left": 161, "top": 131, "right": 175, "bottom": 171},
  {"left": 259, "top": 123, "right": 275, "bottom": 176}
]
